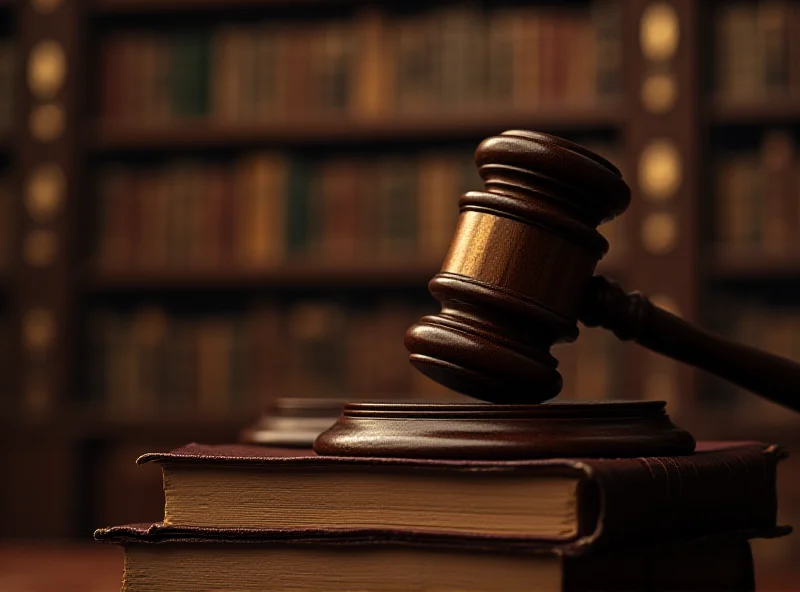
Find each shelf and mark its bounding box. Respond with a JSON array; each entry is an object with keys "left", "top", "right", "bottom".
[
  {"left": 90, "top": 107, "right": 623, "bottom": 151},
  {"left": 708, "top": 251, "right": 800, "bottom": 281},
  {"left": 710, "top": 97, "right": 800, "bottom": 125},
  {"left": 87, "top": 263, "right": 439, "bottom": 293},
  {"left": 92, "top": 0, "right": 342, "bottom": 13},
  {"left": 88, "top": 261, "right": 627, "bottom": 294}
]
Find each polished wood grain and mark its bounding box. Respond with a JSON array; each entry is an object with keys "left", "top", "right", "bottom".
[
  {"left": 314, "top": 400, "right": 695, "bottom": 460},
  {"left": 441, "top": 211, "right": 594, "bottom": 318},
  {"left": 406, "top": 130, "right": 630, "bottom": 404}
]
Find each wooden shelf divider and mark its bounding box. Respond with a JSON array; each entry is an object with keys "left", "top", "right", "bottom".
[
  {"left": 92, "top": 0, "right": 340, "bottom": 14},
  {"left": 86, "top": 263, "right": 441, "bottom": 293},
  {"left": 90, "top": 107, "right": 623, "bottom": 151}
]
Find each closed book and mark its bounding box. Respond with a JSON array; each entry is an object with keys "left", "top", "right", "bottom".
[
  {"left": 134, "top": 441, "right": 783, "bottom": 551},
  {"left": 96, "top": 524, "right": 777, "bottom": 592}
]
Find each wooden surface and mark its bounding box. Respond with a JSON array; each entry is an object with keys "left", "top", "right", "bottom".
[
  {"left": 89, "top": 108, "right": 623, "bottom": 151},
  {"left": 86, "top": 263, "right": 438, "bottom": 293},
  {"left": 0, "top": 542, "right": 122, "bottom": 591},
  {"left": 314, "top": 400, "right": 695, "bottom": 459}
]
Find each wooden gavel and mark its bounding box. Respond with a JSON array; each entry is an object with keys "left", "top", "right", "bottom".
[{"left": 405, "top": 130, "right": 800, "bottom": 413}]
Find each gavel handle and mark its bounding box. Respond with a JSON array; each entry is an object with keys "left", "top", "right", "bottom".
[{"left": 580, "top": 275, "right": 800, "bottom": 414}]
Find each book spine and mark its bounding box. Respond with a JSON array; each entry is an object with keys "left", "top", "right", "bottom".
[
  {"left": 585, "top": 444, "right": 782, "bottom": 550},
  {"left": 760, "top": 130, "right": 795, "bottom": 255}
]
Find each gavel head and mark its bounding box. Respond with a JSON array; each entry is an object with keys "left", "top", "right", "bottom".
[{"left": 405, "top": 131, "right": 631, "bottom": 404}]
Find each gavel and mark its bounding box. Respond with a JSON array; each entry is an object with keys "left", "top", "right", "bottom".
[{"left": 405, "top": 130, "right": 800, "bottom": 413}]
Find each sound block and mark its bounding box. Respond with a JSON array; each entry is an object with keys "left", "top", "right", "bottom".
[
  {"left": 240, "top": 398, "right": 345, "bottom": 447},
  {"left": 313, "top": 400, "right": 695, "bottom": 460}
]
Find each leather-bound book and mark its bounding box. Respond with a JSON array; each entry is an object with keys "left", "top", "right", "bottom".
[
  {"left": 116, "top": 441, "right": 785, "bottom": 551},
  {"left": 96, "top": 524, "right": 767, "bottom": 592}
]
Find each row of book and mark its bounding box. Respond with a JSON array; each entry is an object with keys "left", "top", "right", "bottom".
[
  {"left": 86, "top": 302, "right": 625, "bottom": 417},
  {"left": 96, "top": 152, "right": 475, "bottom": 270},
  {"left": 715, "top": 1, "right": 800, "bottom": 101},
  {"left": 87, "top": 302, "right": 444, "bottom": 416},
  {"left": 0, "top": 42, "right": 13, "bottom": 132},
  {"left": 100, "top": 2, "right": 621, "bottom": 124},
  {"left": 715, "top": 129, "right": 799, "bottom": 254},
  {"left": 96, "top": 144, "right": 623, "bottom": 272}
]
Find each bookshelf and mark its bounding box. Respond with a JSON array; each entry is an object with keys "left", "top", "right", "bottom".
[{"left": 0, "top": 0, "right": 798, "bottom": 585}]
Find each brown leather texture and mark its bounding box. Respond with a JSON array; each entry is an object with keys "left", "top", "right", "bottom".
[{"left": 129, "top": 441, "right": 789, "bottom": 553}]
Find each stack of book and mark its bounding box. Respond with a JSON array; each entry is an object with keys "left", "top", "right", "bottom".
[{"left": 96, "top": 440, "right": 787, "bottom": 591}]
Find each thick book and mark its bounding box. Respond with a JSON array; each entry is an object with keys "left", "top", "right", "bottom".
[
  {"left": 95, "top": 523, "right": 770, "bottom": 592},
  {"left": 136, "top": 441, "right": 784, "bottom": 551}
]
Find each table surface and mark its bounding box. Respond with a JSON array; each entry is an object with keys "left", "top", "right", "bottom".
[
  {"left": 0, "top": 542, "right": 123, "bottom": 592},
  {"left": 0, "top": 540, "right": 798, "bottom": 591}
]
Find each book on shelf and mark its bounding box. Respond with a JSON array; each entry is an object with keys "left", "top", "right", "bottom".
[
  {"left": 86, "top": 300, "right": 458, "bottom": 417},
  {"left": 94, "top": 441, "right": 788, "bottom": 591},
  {"left": 715, "top": 128, "right": 799, "bottom": 257},
  {"left": 0, "top": 40, "right": 13, "bottom": 133},
  {"left": 98, "top": 1, "right": 621, "bottom": 126},
  {"left": 94, "top": 151, "right": 474, "bottom": 271},
  {"left": 724, "top": 303, "right": 800, "bottom": 425},
  {"left": 715, "top": 0, "right": 800, "bottom": 102},
  {"left": 86, "top": 296, "right": 628, "bottom": 418},
  {"left": 95, "top": 143, "right": 623, "bottom": 273}
]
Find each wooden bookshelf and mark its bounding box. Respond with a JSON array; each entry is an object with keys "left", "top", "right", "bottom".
[{"left": 90, "top": 108, "right": 624, "bottom": 152}]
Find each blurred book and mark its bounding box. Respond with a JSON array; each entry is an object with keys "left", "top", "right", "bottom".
[{"left": 98, "top": 2, "right": 622, "bottom": 126}]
